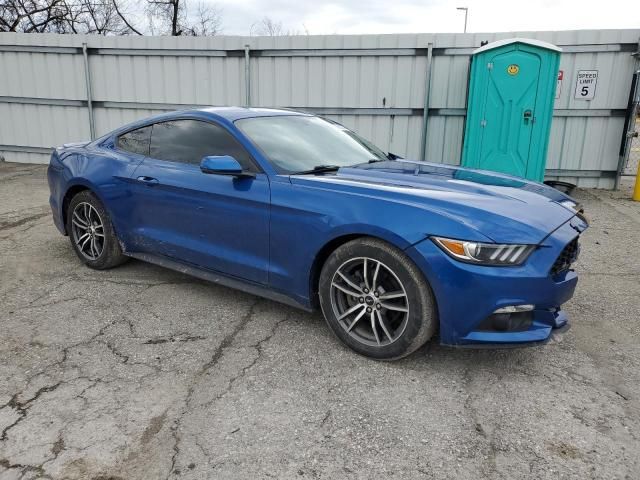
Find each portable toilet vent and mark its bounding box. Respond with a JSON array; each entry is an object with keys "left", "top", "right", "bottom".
[{"left": 461, "top": 38, "right": 561, "bottom": 182}]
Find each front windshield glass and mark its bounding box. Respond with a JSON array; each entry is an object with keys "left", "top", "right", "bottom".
[{"left": 235, "top": 115, "right": 387, "bottom": 173}]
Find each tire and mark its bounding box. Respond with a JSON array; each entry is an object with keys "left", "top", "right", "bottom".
[
  {"left": 66, "top": 190, "right": 128, "bottom": 270},
  {"left": 319, "top": 237, "right": 437, "bottom": 360}
]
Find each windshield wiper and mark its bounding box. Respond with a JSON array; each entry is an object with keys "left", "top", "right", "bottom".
[
  {"left": 292, "top": 165, "right": 341, "bottom": 175},
  {"left": 293, "top": 159, "right": 388, "bottom": 174}
]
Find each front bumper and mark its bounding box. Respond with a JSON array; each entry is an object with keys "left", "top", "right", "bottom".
[{"left": 406, "top": 215, "right": 587, "bottom": 346}]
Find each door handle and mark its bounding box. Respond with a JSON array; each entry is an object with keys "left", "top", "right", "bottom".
[
  {"left": 137, "top": 176, "right": 159, "bottom": 186},
  {"left": 523, "top": 109, "right": 533, "bottom": 125}
]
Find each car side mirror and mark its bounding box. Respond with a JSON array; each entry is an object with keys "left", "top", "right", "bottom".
[{"left": 200, "top": 156, "right": 255, "bottom": 178}]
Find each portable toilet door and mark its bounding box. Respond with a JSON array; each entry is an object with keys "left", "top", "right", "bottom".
[{"left": 461, "top": 38, "right": 561, "bottom": 182}]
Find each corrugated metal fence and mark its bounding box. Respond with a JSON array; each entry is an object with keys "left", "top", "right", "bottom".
[{"left": 1, "top": 29, "right": 639, "bottom": 187}]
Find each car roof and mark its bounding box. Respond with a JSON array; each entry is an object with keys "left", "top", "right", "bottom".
[
  {"left": 100, "top": 107, "right": 309, "bottom": 142},
  {"left": 198, "top": 106, "right": 307, "bottom": 121}
]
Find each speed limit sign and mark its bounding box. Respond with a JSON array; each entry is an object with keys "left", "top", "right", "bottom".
[{"left": 574, "top": 70, "right": 598, "bottom": 100}]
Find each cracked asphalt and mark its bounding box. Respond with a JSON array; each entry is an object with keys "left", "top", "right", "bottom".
[{"left": 1, "top": 161, "right": 639, "bottom": 480}]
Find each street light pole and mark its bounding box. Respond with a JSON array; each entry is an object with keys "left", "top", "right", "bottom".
[{"left": 456, "top": 7, "right": 468, "bottom": 33}]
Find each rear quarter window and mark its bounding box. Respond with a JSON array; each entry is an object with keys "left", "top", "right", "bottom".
[{"left": 116, "top": 126, "right": 152, "bottom": 156}]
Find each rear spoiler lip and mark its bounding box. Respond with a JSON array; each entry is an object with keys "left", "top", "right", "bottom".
[
  {"left": 60, "top": 140, "right": 91, "bottom": 149},
  {"left": 51, "top": 140, "right": 91, "bottom": 164}
]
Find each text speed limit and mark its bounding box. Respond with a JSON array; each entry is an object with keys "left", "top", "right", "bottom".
[{"left": 574, "top": 70, "right": 598, "bottom": 100}]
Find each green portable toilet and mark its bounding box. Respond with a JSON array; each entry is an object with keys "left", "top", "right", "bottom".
[{"left": 461, "top": 38, "right": 561, "bottom": 182}]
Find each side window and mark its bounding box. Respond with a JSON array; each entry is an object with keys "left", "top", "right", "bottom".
[
  {"left": 149, "top": 120, "right": 257, "bottom": 172},
  {"left": 116, "top": 125, "right": 151, "bottom": 156}
]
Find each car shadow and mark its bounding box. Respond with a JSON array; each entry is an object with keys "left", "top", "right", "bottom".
[{"left": 93, "top": 258, "right": 545, "bottom": 376}]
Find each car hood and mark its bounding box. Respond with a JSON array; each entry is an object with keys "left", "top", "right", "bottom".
[{"left": 290, "top": 160, "right": 581, "bottom": 244}]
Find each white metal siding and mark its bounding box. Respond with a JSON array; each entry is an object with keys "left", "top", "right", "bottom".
[{"left": 0, "top": 29, "right": 638, "bottom": 188}]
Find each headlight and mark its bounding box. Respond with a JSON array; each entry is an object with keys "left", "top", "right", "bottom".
[{"left": 431, "top": 236, "right": 535, "bottom": 266}]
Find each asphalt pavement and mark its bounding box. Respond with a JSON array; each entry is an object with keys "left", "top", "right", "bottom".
[{"left": 1, "top": 161, "right": 639, "bottom": 480}]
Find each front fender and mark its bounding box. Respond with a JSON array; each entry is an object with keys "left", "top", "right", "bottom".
[
  {"left": 324, "top": 223, "right": 414, "bottom": 251},
  {"left": 268, "top": 178, "right": 495, "bottom": 308}
]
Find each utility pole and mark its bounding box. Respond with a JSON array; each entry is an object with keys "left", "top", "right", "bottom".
[{"left": 456, "top": 7, "right": 468, "bottom": 33}]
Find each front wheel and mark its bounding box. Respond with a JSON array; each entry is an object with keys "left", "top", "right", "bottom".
[{"left": 319, "top": 238, "right": 437, "bottom": 360}]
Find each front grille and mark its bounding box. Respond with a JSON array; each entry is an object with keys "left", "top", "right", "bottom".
[{"left": 550, "top": 237, "right": 580, "bottom": 276}]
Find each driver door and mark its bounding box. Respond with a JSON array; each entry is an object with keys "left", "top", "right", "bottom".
[{"left": 127, "top": 119, "right": 270, "bottom": 284}]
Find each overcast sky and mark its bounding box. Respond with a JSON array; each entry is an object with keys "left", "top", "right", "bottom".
[{"left": 211, "top": 0, "right": 640, "bottom": 36}]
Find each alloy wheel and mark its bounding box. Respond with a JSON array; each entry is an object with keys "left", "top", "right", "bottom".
[
  {"left": 71, "top": 202, "right": 105, "bottom": 261},
  {"left": 329, "top": 257, "right": 410, "bottom": 347}
]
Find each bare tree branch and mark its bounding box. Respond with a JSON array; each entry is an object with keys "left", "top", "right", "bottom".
[
  {"left": 112, "top": 0, "right": 141, "bottom": 34},
  {"left": 145, "top": 0, "right": 222, "bottom": 36},
  {"left": 250, "top": 16, "right": 306, "bottom": 36},
  {"left": 1, "top": 0, "right": 68, "bottom": 33},
  {"left": 183, "top": 1, "right": 221, "bottom": 36},
  {"left": 1, "top": 0, "right": 223, "bottom": 35},
  {"left": 251, "top": 16, "right": 284, "bottom": 36}
]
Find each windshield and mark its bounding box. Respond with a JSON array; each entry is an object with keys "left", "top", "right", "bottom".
[{"left": 235, "top": 115, "right": 388, "bottom": 173}]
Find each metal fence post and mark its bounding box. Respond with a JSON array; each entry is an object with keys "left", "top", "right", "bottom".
[
  {"left": 244, "top": 44, "right": 251, "bottom": 107},
  {"left": 613, "top": 70, "right": 640, "bottom": 190},
  {"left": 419, "top": 43, "right": 433, "bottom": 162},
  {"left": 625, "top": 69, "right": 640, "bottom": 198},
  {"left": 82, "top": 42, "right": 96, "bottom": 140},
  {"left": 615, "top": 38, "right": 639, "bottom": 189}
]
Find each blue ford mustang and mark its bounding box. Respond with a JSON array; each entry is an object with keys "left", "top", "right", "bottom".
[{"left": 47, "top": 107, "right": 588, "bottom": 360}]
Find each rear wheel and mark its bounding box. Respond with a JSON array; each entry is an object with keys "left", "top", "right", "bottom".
[
  {"left": 66, "top": 190, "right": 127, "bottom": 270},
  {"left": 319, "top": 238, "right": 437, "bottom": 360}
]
